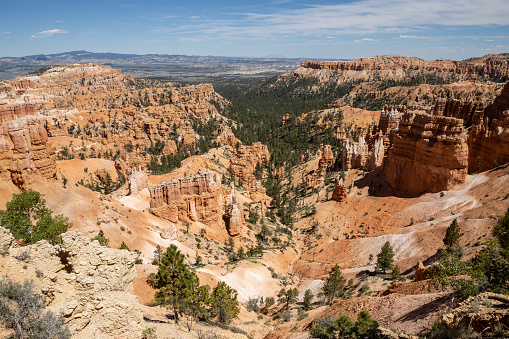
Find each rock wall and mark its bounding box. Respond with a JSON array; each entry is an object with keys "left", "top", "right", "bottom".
[
  {"left": 148, "top": 171, "right": 223, "bottom": 225},
  {"left": 342, "top": 137, "right": 368, "bottom": 170},
  {"left": 127, "top": 166, "right": 148, "bottom": 195},
  {"left": 229, "top": 142, "right": 270, "bottom": 190},
  {"left": 467, "top": 82, "right": 509, "bottom": 171},
  {"left": 382, "top": 112, "right": 468, "bottom": 195},
  {"left": 299, "top": 55, "right": 509, "bottom": 80},
  {"left": 433, "top": 99, "right": 484, "bottom": 127},
  {"left": 0, "top": 227, "right": 143, "bottom": 338},
  {"left": 7, "top": 115, "right": 56, "bottom": 189},
  {"left": 0, "top": 103, "right": 36, "bottom": 137}
]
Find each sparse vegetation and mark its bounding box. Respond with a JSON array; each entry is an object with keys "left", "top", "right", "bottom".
[
  {"left": 0, "top": 190, "right": 71, "bottom": 245},
  {"left": 0, "top": 279, "right": 71, "bottom": 338}
]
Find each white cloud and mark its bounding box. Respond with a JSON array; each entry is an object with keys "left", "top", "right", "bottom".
[
  {"left": 2, "top": 31, "right": 10, "bottom": 34},
  {"left": 355, "top": 37, "right": 375, "bottom": 42},
  {"left": 158, "top": 0, "right": 509, "bottom": 41},
  {"left": 55, "top": 20, "right": 64, "bottom": 23},
  {"left": 31, "top": 29, "right": 68, "bottom": 38},
  {"left": 190, "top": 16, "right": 200, "bottom": 19},
  {"left": 400, "top": 35, "right": 418, "bottom": 39}
]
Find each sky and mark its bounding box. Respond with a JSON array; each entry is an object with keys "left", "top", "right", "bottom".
[{"left": 1, "top": 0, "right": 508, "bottom": 60}]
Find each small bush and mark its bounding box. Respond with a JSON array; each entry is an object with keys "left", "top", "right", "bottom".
[
  {"left": 141, "top": 327, "right": 157, "bottom": 339},
  {"left": 0, "top": 279, "right": 70, "bottom": 338},
  {"left": 246, "top": 297, "right": 260, "bottom": 313}
]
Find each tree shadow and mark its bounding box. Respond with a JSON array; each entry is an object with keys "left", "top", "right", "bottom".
[{"left": 395, "top": 295, "right": 450, "bottom": 322}]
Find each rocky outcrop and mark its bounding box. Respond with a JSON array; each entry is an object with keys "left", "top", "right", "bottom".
[
  {"left": 226, "top": 184, "right": 243, "bottom": 237},
  {"left": 0, "top": 225, "right": 14, "bottom": 248},
  {"left": 229, "top": 142, "right": 270, "bottom": 190},
  {"left": 0, "top": 227, "right": 143, "bottom": 338},
  {"left": 467, "top": 82, "right": 509, "bottom": 171},
  {"left": 7, "top": 116, "right": 56, "bottom": 189},
  {"left": 298, "top": 55, "right": 509, "bottom": 81},
  {"left": 432, "top": 99, "right": 484, "bottom": 127},
  {"left": 282, "top": 114, "right": 292, "bottom": 125},
  {"left": 366, "top": 135, "right": 385, "bottom": 171},
  {"left": 342, "top": 137, "right": 368, "bottom": 170},
  {"left": 127, "top": 166, "right": 148, "bottom": 195},
  {"left": 148, "top": 171, "right": 223, "bottom": 225},
  {"left": 414, "top": 262, "right": 429, "bottom": 282},
  {"left": 331, "top": 178, "right": 347, "bottom": 202},
  {"left": 379, "top": 107, "right": 403, "bottom": 133},
  {"left": 318, "top": 144, "right": 334, "bottom": 169},
  {"left": 382, "top": 112, "right": 468, "bottom": 195},
  {"left": 441, "top": 293, "right": 509, "bottom": 336},
  {"left": 213, "top": 125, "right": 241, "bottom": 147},
  {"left": 0, "top": 103, "right": 36, "bottom": 136}
]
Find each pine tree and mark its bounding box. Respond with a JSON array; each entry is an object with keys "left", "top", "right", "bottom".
[
  {"left": 119, "top": 241, "right": 130, "bottom": 250},
  {"left": 182, "top": 274, "right": 210, "bottom": 330},
  {"left": 303, "top": 289, "right": 313, "bottom": 310},
  {"left": 392, "top": 265, "right": 401, "bottom": 280},
  {"left": 375, "top": 241, "right": 395, "bottom": 274},
  {"left": 147, "top": 244, "right": 195, "bottom": 324},
  {"left": 209, "top": 282, "right": 240, "bottom": 324},
  {"left": 443, "top": 219, "right": 461, "bottom": 249},
  {"left": 278, "top": 288, "right": 298, "bottom": 311},
  {"left": 322, "top": 264, "right": 346, "bottom": 304}
]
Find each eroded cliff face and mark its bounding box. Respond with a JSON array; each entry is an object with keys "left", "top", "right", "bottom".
[
  {"left": 382, "top": 112, "right": 468, "bottom": 195},
  {"left": 467, "top": 82, "right": 509, "bottom": 172},
  {"left": 4, "top": 113, "right": 57, "bottom": 189},
  {"left": 0, "top": 227, "right": 143, "bottom": 338},
  {"left": 341, "top": 133, "right": 384, "bottom": 172},
  {"left": 228, "top": 142, "right": 270, "bottom": 190},
  {"left": 298, "top": 55, "right": 509, "bottom": 81},
  {"left": 148, "top": 171, "right": 224, "bottom": 227},
  {"left": 127, "top": 166, "right": 148, "bottom": 195}
]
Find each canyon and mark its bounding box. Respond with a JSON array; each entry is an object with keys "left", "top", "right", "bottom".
[{"left": 0, "top": 54, "right": 508, "bottom": 338}]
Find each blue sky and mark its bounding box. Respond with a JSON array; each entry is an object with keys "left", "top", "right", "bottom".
[{"left": 1, "top": 0, "right": 508, "bottom": 60}]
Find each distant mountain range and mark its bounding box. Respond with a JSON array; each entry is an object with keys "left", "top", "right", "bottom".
[{"left": 0, "top": 50, "right": 305, "bottom": 82}]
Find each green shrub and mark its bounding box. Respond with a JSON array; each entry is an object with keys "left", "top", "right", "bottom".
[{"left": 0, "top": 279, "right": 71, "bottom": 338}]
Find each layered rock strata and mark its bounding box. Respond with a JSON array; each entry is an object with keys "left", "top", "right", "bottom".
[
  {"left": 229, "top": 142, "right": 270, "bottom": 190},
  {"left": 382, "top": 112, "right": 468, "bottom": 195},
  {"left": 378, "top": 107, "right": 403, "bottom": 133},
  {"left": 6, "top": 115, "right": 56, "bottom": 189},
  {"left": 467, "top": 82, "right": 509, "bottom": 171},
  {"left": 433, "top": 99, "right": 484, "bottom": 127},
  {"left": 298, "top": 55, "right": 509, "bottom": 80},
  {"left": 148, "top": 171, "right": 223, "bottom": 225}
]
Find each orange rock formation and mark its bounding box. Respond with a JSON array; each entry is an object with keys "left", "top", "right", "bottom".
[
  {"left": 382, "top": 112, "right": 468, "bottom": 195},
  {"left": 331, "top": 178, "right": 347, "bottom": 202},
  {"left": 148, "top": 171, "right": 223, "bottom": 226}
]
